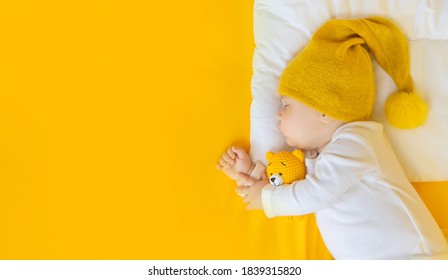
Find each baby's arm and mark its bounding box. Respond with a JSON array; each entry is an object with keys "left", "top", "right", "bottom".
[{"left": 262, "top": 136, "right": 376, "bottom": 217}]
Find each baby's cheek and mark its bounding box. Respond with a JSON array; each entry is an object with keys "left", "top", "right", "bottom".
[{"left": 281, "top": 120, "right": 294, "bottom": 134}]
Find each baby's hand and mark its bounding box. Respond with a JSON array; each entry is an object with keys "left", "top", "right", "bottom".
[
  {"left": 216, "top": 146, "right": 254, "bottom": 182},
  {"left": 236, "top": 173, "right": 269, "bottom": 211}
]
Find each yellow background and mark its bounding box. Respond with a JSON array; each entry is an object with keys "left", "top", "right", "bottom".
[{"left": 0, "top": 1, "right": 446, "bottom": 260}]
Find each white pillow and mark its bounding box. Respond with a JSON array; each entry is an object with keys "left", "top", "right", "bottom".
[{"left": 250, "top": 0, "right": 448, "bottom": 181}]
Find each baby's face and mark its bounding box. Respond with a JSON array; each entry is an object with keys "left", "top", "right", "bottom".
[{"left": 277, "top": 96, "right": 338, "bottom": 153}]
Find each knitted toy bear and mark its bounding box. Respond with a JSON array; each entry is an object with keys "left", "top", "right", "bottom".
[{"left": 266, "top": 150, "right": 306, "bottom": 187}]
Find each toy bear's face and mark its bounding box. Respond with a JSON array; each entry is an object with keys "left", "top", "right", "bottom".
[
  {"left": 269, "top": 173, "right": 284, "bottom": 187},
  {"left": 266, "top": 150, "right": 306, "bottom": 187}
]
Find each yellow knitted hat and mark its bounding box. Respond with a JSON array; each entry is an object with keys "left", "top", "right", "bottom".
[{"left": 278, "top": 16, "right": 428, "bottom": 129}]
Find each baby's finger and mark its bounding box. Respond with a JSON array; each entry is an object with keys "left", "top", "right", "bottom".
[
  {"left": 232, "top": 146, "right": 248, "bottom": 159},
  {"left": 219, "top": 158, "right": 232, "bottom": 169},
  {"left": 216, "top": 163, "right": 222, "bottom": 170},
  {"left": 221, "top": 152, "right": 235, "bottom": 165},
  {"left": 236, "top": 190, "right": 245, "bottom": 197},
  {"left": 227, "top": 147, "right": 237, "bottom": 160},
  {"left": 236, "top": 186, "right": 249, "bottom": 196},
  {"left": 246, "top": 203, "right": 254, "bottom": 211},
  {"left": 216, "top": 163, "right": 228, "bottom": 171}
]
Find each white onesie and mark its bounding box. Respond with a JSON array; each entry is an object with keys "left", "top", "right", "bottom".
[{"left": 260, "top": 121, "right": 448, "bottom": 259}]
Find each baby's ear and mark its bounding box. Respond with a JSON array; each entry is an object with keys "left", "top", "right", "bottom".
[
  {"left": 266, "top": 152, "right": 274, "bottom": 162},
  {"left": 293, "top": 149, "right": 304, "bottom": 161},
  {"left": 320, "top": 113, "right": 334, "bottom": 124}
]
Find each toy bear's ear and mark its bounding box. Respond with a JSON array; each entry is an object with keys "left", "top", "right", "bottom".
[
  {"left": 292, "top": 149, "right": 304, "bottom": 161},
  {"left": 266, "top": 152, "right": 274, "bottom": 162}
]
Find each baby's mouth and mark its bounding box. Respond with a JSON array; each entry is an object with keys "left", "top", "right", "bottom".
[{"left": 277, "top": 122, "right": 284, "bottom": 135}]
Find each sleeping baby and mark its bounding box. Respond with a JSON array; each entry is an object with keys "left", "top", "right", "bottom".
[{"left": 217, "top": 17, "right": 448, "bottom": 259}]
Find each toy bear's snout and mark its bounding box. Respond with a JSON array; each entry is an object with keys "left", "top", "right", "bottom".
[{"left": 269, "top": 173, "right": 283, "bottom": 187}]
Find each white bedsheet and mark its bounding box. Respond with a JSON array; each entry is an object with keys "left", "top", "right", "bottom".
[{"left": 250, "top": 0, "right": 448, "bottom": 181}]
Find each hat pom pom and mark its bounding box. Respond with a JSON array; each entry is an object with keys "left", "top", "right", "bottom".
[{"left": 385, "top": 91, "right": 428, "bottom": 129}]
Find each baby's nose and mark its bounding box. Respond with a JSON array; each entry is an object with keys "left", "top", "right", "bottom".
[{"left": 276, "top": 109, "right": 282, "bottom": 119}]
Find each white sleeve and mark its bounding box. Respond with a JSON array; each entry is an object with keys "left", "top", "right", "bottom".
[{"left": 262, "top": 133, "right": 378, "bottom": 218}]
